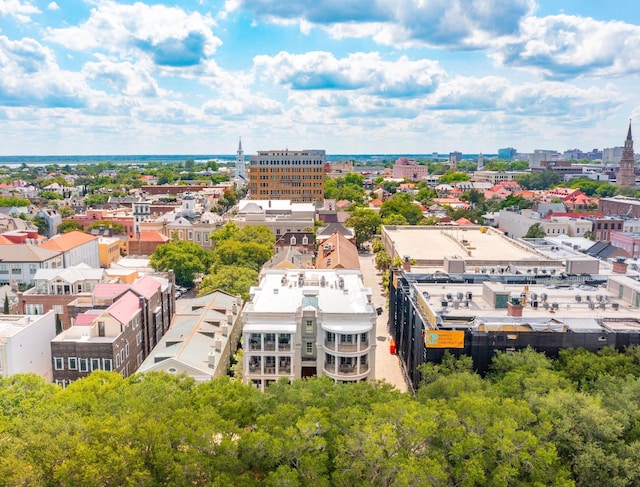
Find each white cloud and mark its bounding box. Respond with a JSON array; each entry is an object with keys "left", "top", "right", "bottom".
[
  {"left": 0, "top": 0, "right": 40, "bottom": 22},
  {"left": 0, "top": 36, "right": 90, "bottom": 108},
  {"left": 232, "top": 0, "right": 535, "bottom": 49},
  {"left": 45, "top": 1, "right": 221, "bottom": 68},
  {"left": 47, "top": 2, "right": 59, "bottom": 11},
  {"left": 494, "top": 14, "right": 640, "bottom": 79},
  {"left": 83, "top": 58, "right": 163, "bottom": 97},
  {"left": 253, "top": 51, "right": 445, "bottom": 97}
]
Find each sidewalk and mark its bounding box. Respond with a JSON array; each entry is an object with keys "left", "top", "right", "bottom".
[{"left": 358, "top": 251, "right": 408, "bottom": 393}]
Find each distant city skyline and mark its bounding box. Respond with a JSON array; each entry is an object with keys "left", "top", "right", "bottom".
[{"left": 1, "top": 0, "right": 639, "bottom": 156}]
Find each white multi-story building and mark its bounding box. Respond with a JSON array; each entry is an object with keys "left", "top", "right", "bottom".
[
  {"left": 0, "top": 311, "right": 56, "bottom": 381},
  {"left": 242, "top": 269, "right": 376, "bottom": 391}
]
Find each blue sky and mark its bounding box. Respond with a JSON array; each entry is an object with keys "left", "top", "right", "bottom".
[{"left": 0, "top": 0, "right": 639, "bottom": 156}]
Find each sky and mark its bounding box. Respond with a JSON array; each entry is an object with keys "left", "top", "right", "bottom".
[{"left": 1, "top": 0, "right": 639, "bottom": 156}]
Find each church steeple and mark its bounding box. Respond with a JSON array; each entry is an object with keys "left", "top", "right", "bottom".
[
  {"left": 235, "top": 136, "right": 246, "bottom": 180},
  {"left": 617, "top": 120, "right": 636, "bottom": 186}
]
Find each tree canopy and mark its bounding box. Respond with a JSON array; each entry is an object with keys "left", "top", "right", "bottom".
[
  {"left": 150, "top": 240, "right": 213, "bottom": 287},
  {"left": 345, "top": 208, "right": 382, "bottom": 248},
  {"left": 5, "top": 346, "right": 640, "bottom": 485}
]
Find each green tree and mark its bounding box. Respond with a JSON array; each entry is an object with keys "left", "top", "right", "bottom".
[
  {"left": 58, "top": 205, "right": 75, "bottom": 218},
  {"left": 57, "top": 221, "right": 84, "bottom": 233},
  {"left": 150, "top": 240, "right": 213, "bottom": 287},
  {"left": 199, "top": 265, "right": 259, "bottom": 302},
  {"left": 3, "top": 294, "right": 8, "bottom": 314},
  {"left": 84, "top": 193, "right": 109, "bottom": 207},
  {"left": 87, "top": 221, "right": 125, "bottom": 234},
  {"left": 380, "top": 193, "right": 423, "bottom": 225},
  {"left": 437, "top": 171, "right": 470, "bottom": 184},
  {"left": 345, "top": 209, "right": 382, "bottom": 249},
  {"left": 524, "top": 223, "right": 546, "bottom": 238}
]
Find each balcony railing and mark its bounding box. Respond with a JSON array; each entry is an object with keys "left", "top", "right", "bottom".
[
  {"left": 278, "top": 343, "right": 291, "bottom": 351},
  {"left": 279, "top": 366, "right": 291, "bottom": 375},
  {"left": 264, "top": 341, "right": 276, "bottom": 351},
  {"left": 264, "top": 366, "right": 276, "bottom": 375},
  {"left": 249, "top": 342, "right": 261, "bottom": 351},
  {"left": 324, "top": 340, "right": 370, "bottom": 352}
]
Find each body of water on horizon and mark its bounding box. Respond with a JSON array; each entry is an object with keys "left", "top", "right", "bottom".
[{"left": 0, "top": 153, "right": 492, "bottom": 167}]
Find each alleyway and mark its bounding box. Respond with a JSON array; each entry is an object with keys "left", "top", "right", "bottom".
[{"left": 358, "top": 251, "right": 409, "bottom": 393}]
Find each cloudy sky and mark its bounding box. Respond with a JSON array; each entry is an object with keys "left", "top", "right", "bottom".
[{"left": 1, "top": 0, "right": 639, "bottom": 156}]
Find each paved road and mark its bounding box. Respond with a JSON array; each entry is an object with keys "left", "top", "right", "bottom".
[{"left": 358, "top": 251, "right": 409, "bottom": 393}]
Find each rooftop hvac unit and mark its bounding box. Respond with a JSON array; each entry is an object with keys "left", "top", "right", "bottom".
[
  {"left": 446, "top": 293, "right": 453, "bottom": 301},
  {"left": 531, "top": 292, "right": 538, "bottom": 301},
  {"left": 456, "top": 292, "right": 464, "bottom": 300},
  {"left": 575, "top": 295, "right": 581, "bottom": 303},
  {"left": 452, "top": 299, "right": 460, "bottom": 309},
  {"left": 599, "top": 302, "right": 606, "bottom": 309},
  {"left": 612, "top": 302, "right": 620, "bottom": 310},
  {"left": 466, "top": 291, "right": 473, "bottom": 301},
  {"left": 541, "top": 293, "right": 548, "bottom": 302},
  {"left": 552, "top": 302, "right": 559, "bottom": 310},
  {"left": 441, "top": 300, "right": 448, "bottom": 308},
  {"left": 596, "top": 294, "right": 603, "bottom": 302},
  {"left": 532, "top": 301, "right": 538, "bottom": 309},
  {"left": 588, "top": 301, "right": 595, "bottom": 310}
]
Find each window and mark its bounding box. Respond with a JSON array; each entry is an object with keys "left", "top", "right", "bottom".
[
  {"left": 340, "top": 334, "right": 354, "bottom": 343},
  {"left": 68, "top": 357, "right": 78, "bottom": 370},
  {"left": 26, "top": 304, "right": 44, "bottom": 315},
  {"left": 0, "top": 265, "right": 7, "bottom": 273},
  {"left": 305, "top": 320, "right": 313, "bottom": 333},
  {"left": 103, "top": 358, "right": 113, "bottom": 372},
  {"left": 54, "top": 357, "right": 64, "bottom": 370},
  {"left": 326, "top": 332, "right": 335, "bottom": 343},
  {"left": 11, "top": 265, "right": 21, "bottom": 273},
  {"left": 98, "top": 321, "right": 105, "bottom": 337},
  {"left": 115, "top": 354, "right": 121, "bottom": 368},
  {"left": 361, "top": 332, "right": 368, "bottom": 343},
  {"left": 91, "top": 358, "right": 100, "bottom": 371},
  {"left": 305, "top": 341, "right": 313, "bottom": 354},
  {"left": 53, "top": 305, "right": 64, "bottom": 315},
  {"left": 29, "top": 264, "right": 37, "bottom": 274},
  {"left": 79, "top": 358, "right": 88, "bottom": 372}
]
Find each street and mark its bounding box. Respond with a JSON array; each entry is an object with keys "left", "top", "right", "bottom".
[{"left": 358, "top": 250, "right": 409, "bottom": 393}]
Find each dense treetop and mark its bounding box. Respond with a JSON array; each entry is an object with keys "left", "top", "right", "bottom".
[{"left": 3, "top": 347, "right": 640, "bottom": 486}]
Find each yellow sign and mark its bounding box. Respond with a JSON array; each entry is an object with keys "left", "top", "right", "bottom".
[{"left": 425, "top": 330, "right": 465, "bottom": 348}]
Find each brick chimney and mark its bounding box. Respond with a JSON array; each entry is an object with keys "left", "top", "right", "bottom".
[
  {"left": 613, "top": 257, "right": 628, "bottom": 274},
  {"left": 402, "top": 256, "right": 411, "bottom": 272},
  {"left": 507, "top": 294, "right": 523, "bottom": 317}
]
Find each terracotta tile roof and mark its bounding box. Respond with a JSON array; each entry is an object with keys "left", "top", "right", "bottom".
[
  {"left": 133, "top": 231, "right": 169, "bottom": 243},
  {"left": 39, "top": 231, "right": 97, "bottom": 252},
  {"left": 316, "top": 232, "right": 360, "bottom": 270}
]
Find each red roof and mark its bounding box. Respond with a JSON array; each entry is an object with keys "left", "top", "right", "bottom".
[
  {"left": 131, "top": 275, "right": 161, "bottom": 300},
  {"left": 93, "top": 283, "right": 131, "bottom": 300},
  {"left": 133, "top": 231, "right": 169, "bottom": 243},
  {"left": 75, "top": 312, "right": 100, "bottom": 326},
  {"left": 107, "top": 291, "right": 141, "bottom": 325}
]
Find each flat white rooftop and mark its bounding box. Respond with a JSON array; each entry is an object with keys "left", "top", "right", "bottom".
[
  {"left": 245, "top": 269, "right": 374, "bottom": 316},
  {"left": 414, "top": 281, "right": 640, "bottom": 330},
  {"left": 383, "top": 226, "right": 555, "bottom": 265}
]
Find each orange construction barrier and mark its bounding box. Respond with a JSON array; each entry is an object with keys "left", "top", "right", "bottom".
[{"left": 389, "top": 338, "right": 396, "bottom": 354}]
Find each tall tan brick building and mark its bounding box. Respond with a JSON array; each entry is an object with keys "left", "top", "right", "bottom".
[{"left": 248, "top": 149, "right": 326, "bottom": 204}]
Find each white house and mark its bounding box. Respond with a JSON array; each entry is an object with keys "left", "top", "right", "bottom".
[{"left": 242, "top": 269, "right": 377, "bottom": 391}]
